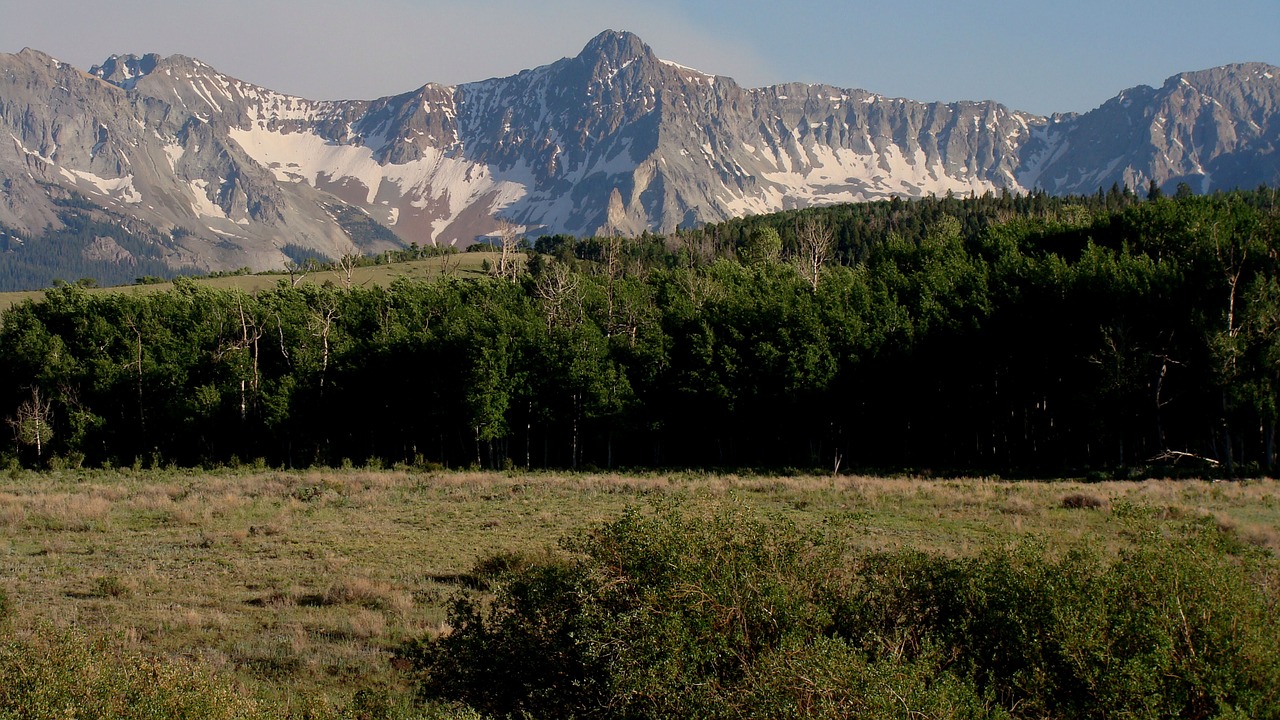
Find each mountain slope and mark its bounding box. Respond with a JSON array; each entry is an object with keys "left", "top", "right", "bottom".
[
  {"left": 1, "top": 31, "right": 1278, "bottom": 285},
  {"left": 1026, "top": 63, "right": 1280, "bottom": 194}
]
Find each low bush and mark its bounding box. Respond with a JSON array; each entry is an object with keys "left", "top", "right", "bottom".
[
  {"left": 0, "top": 627, "right": 266, "bottom": 719},
  {"left": 402, "top": 503, "right": 1280, "bottom": 719},
  {"left": 402, "top": 504, "right": 840, "bottom": 718},
  {"left": 0, "top": 626, "right": 483, "bottom": 719},
  {"left": 1061, "top": 492, "right": 1105, "bottom": 509},
  {"left": 829, "top": 517, "right": 1280, "bottom": 719},
  {"left": 89, "top": 574, "right": 133, "bottom": 599},
  {"left": 737, "top": 637, "right": 999, "bottom": 720}
]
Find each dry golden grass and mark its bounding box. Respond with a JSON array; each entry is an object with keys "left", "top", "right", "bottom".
[{"left": 0, "top": 467, "right": 1276, "bottom": 703}]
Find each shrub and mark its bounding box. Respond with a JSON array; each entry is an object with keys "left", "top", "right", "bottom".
[
  {"left": 1061, "top": 492, "right": 1105, "bottom": 509},
  {"left": 738, "top": 637, "right": 1001, "bottom": 720},
  {"left": 90, "top": 574, "right": 132, "bottom": 599},
  {"left": 401, "top": 554, "right": 603, "bottom": 718},
  {"left": 828, "top": 515, "right": 1280, "bottom": 719},
  {"left": 0, "top": 627, "right": 266, "bottom": 719},
  {"left": 402, "top": 504, "right": 837, "bottom": 718},
  {"left": 402, "top": 505, "right": 1280, "bottom": 720},
  {"left": 1071, "top": 515, "right": 1280, "bottom": 719}
]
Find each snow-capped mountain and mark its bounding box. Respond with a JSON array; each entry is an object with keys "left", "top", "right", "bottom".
[{"left": 1, "top": 30, "right": 1278, "bottom": 276}]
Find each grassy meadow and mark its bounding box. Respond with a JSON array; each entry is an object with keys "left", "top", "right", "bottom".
[
  {"left": 0, "top": 252, "right": 506, "bottom": 312},
  {"left": 1, "top": 467, "right": 1278, "bottom": 715}
]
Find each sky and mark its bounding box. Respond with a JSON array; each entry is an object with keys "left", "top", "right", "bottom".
[{"left": 1, "top": 0, "right": 1277, "bottom": 116}]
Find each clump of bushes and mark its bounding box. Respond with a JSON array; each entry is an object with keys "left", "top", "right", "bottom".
[
  {"left": 0, "top": 625, "right": 481, "bottom": 719},
  {"left": 0, "top": 627, "right": 266, "bottom": 719},
  {"left": 401, "top": 503, "right": 1280, "bottom": 719}
]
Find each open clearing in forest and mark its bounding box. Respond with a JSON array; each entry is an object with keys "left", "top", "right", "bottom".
[
  {"left": 1, "top": 468, "right": 1277, "bottom": 704},
  {"left": 0, "top": 251, "right": 507, "bottom": 312}
]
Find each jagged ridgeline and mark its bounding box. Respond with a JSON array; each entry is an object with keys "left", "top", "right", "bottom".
[
  {"left": 1, "top": 31, "right": 1278, "bottom": 283},
  {"left": 2, "top": 188, "right": 1279, "bottom": 475}
]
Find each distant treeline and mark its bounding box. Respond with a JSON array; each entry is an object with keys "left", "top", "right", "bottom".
[{"left": 3, "top": 186, "right": 1279, "bottom": 475}]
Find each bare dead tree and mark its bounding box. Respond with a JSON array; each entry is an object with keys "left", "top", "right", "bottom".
[
  {"left": 124, "top": 315, "right": 146, "bottom": 439},
  {"left": 614, "top": 288, "right": 647, "bottom": 347},
  {"left": 236, "top": 295, "right": 264, "bottom": 420},
  {"left": 309, "top": 298, "right": 341, "bottom": 390},
  {"left": 1211, "top": 220, "right": 1251, "bottom": 473},
  {"left": 271, "top": 310, "right": 291, "bottom": 363},
  {"left": 335, "top": 254, "right": 357, "bottom": 290},
  {"left": 669, "top": 228, "right": 715, "bottom": 267},
  {"left": 212, "top": 296, "right": 263, "bottom": 422},
  {"left": 438, "top": 243, "right": 461, "bottom": 278},
  {"left": 603, "top": 234, "right": 623, "bottom": 334},
  {"left": 533, "top": 260, "right": 582, "bottom": 330},
  {"left": 492, "top": 220, "right": 523, "bottom": 280},
  {"left": 285, "top": 259, "right": 311, "bottom": 287},
  {"left": 9, "top": 386, "right": 53, "bottom": 460},
  {"left": 795, "top": 218, "right": 834, "bottom": 290},
  {"left": 677, "top": 268, "right": 716, "bottom": 312},
  {"left": 695, "top": 229, "right": 716, "bottom": 265}
]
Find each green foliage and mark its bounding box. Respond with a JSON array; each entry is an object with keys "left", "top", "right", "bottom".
[
  {"left": 89, "top": 574, "right": 132, "bottom": 599},
  {"left": 826, "top": 513, "right": 1280, "bottom": 720},
  {"left": 0, "top": 627, "right": 268, "bottom": 719},
  {"left": 739, "top": 226, "right": 782, "bottom": 265},
  {"left": 402, "top": 507, "right": 1280, "bottom": 719},
  {"left": 402, "top": 505, "right": 838, "bottom": 718},
  {"left": 0, "top": 625, "right": 490, "bottom": 719},
  {"left": 279, "top": 243, "right": 329, "bottom": 268},
  {"left": 737, "top": 637, "right": 999, "bottom": 720},
  {"left": 3, "top": 188, "right": 1280, "bottom": 473}
]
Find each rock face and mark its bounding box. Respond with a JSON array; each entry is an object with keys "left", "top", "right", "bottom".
[
  {"left": 1026, "top": 64, "right": 1280, "bottom": 195},
  {"left": 81, "top": 235, "right": 135, "bottom": 265},
  {"left": 1, "top": 31, "right": 1278, "bottom": 274}
]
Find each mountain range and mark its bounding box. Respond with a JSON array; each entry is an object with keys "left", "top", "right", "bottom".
[{"left": 1, "top": 30, "right": 1278, "bottom": 281}]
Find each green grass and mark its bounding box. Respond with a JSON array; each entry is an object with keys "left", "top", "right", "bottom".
[
  {"left": 0, "top": 468, "right": 1277, "bottom": 713},
  {"left": 0, "top": 252, "right": 508, "bottom": 312}
]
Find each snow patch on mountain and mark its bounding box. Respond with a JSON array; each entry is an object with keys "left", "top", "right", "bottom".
[
  {"left": 9, "top": 134, "right": 56, "bottom": 165},
  {"left": 227, "top": 124, "right": 529, "bottom": 244},
  {"left": 189, "top": 179, "right": 227, "bottom": 219},
  {"left": 163, "top": 141, "right": 184, "bottom": 171},
  {"left": 58, "top": 167, "right": 143, "bottom": 204}
]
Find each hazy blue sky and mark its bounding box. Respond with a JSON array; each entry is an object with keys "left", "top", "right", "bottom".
[{"left": 2, "top": 0, "right": 1277, "bottom": 116}]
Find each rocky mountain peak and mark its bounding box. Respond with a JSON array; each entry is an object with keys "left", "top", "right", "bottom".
[
  {"left": 16, "top": 47, "right": 52, "bottom": 60},
  {"left": 1166, "top": 62, "right": 1278, "bottom": 88},
  {"left": 575, "top": 30, "right": 658, "bottom": 81},
  {"left": 90, "top": 53, "right": 161, "bottom": 89},
  {"left": 578, "top": 30, "right": 653, "bottom": 64},
  {"left": 1160, "top": 62, "right": 1280, "bottom": 117},
  {"left": 5, "top": 48, "right": 76, "bottom": 78}
]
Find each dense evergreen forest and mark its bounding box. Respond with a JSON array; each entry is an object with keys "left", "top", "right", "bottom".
[
  {"left": 3, "top": 185, "right": 1279, "bottom": 476},
  {"left": 0, "top": 186, "right": 187, "bottom": 291}
]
